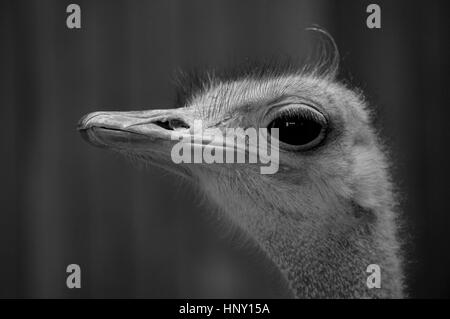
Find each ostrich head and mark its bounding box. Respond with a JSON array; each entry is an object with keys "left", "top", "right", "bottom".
[{"left": 78, "top": 47, "right": 404, "bottom": 298}]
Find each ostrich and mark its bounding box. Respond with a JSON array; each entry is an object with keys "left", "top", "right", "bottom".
[{"left": 77, "top": 38, "right": 404, "bottom": 298}]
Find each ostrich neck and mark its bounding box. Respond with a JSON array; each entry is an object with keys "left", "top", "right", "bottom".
[
  {"left": 212, "top": 190, "right": 404, "bottom": 298},
  {"left": 255, "top": 206, "right": 404, "bottom": 298}
]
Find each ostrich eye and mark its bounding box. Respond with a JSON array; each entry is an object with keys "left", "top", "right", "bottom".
[{"left": 267, "top": 104, "right": 327, "bottom": 150}]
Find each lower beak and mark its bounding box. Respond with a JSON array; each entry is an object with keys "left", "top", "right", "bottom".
[{"left": 77, "top": 109, "right": 191, "bottom": 151}]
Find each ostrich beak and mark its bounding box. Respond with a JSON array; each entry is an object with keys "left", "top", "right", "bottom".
[{"left": 77, "top": 109, "right": 191, "bottom": 151}]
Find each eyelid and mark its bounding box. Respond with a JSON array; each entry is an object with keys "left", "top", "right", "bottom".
[
  {"left": 278, "top": 105, "right": 325, "bottom": 122},
  {"left": 264, "top": 95, "right": 323, "bottom": 114},
  {"left": 264, "top": 102, "right": 328, "bottom": 127}
]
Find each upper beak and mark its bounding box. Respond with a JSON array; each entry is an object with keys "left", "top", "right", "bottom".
[{"left": 77, "top": 109, "right": 191, "bottom": 151}]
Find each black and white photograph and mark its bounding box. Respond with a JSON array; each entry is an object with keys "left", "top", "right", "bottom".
[{"left": 0, "top": 0, "right": 449, "bottom": 303}]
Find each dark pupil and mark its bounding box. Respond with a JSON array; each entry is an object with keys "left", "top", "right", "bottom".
[{"left": 269, "top": 115, "right": 322, "bottom": 146}]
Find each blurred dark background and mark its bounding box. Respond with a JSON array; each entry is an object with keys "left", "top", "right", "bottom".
[{"left": 0, "top": 0, "right": 448, "bottom": 298}]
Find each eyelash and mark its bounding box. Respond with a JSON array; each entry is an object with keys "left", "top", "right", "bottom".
[{"left": 265, "top": 104, "right": 327, "bottom": 127}]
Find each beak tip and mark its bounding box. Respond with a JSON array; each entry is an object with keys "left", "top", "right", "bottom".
[
  {"left": 77, "top": 111, "right": 107, "bottom": 131},
  {"left": 77, "top": 113, "right": 91, "bottom": 131}
]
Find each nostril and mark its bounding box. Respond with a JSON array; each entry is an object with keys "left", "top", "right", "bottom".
[
  {"left": 154, "top": 120, "right": 173, "bottom": 130},
  {"left": 168, "top": 118, "right": 190, "bottom": 130},
  {"left": 154, "top": 118, "right": 190, "bottom": 131}
]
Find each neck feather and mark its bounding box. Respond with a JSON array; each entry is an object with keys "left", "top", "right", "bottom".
[
  {"left": 204, "top": 181, "right": 404, "bottom": 298},
  {"left": 199, "top": 169, "right": 404, "bottom": 298},
  {"left": 254, "top": 203, "right": 404, "bottom": 298}
]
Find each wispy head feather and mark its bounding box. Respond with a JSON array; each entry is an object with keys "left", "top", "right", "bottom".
[{"left": 173, "top": 27, "right": 340, "bottom": 107}]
